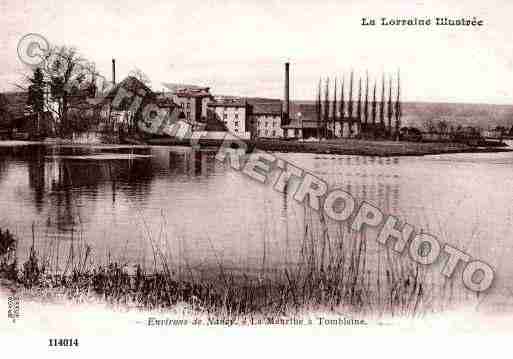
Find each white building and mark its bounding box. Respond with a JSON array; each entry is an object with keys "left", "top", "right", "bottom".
[
  {"left": 249, "top": 102, "right": 283, "bottom": 139},
  {"left": 208, "top": 96, "right": 250, "bottom": 139},
  {"left": 161, "top": 83, "right": 213, "bottom": 127}
]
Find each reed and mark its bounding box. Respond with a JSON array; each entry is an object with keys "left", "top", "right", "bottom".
[{"left": 0, "top": 212, "right": 433, "bottom": 319}]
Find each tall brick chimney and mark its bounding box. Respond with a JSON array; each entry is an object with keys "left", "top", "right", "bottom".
[
  {"left": 284, "top": 62, "right": 290, "bottom": 125},
  {"left": 112, "top": 58, "right": 116, "bottom": 85}
]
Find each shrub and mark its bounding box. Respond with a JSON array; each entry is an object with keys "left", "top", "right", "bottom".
[{"left": 0, "top": 228, "right": 17, "bottom": 280}]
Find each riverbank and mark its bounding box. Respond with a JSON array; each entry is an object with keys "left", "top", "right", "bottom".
[
  {"left": 0, "top": 221, "right": 429, "bottom": 319},
  {"left": 1, "top": 136, "right": 510, "bottom": 157},
  {"left": 146, "top": 137, "right": 512, "bottom": 157}
]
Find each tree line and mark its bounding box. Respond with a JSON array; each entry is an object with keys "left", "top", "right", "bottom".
[
  {"left": 22, "top": 45, "right": 151, "bottom": 137},
  {"left": 315, "top": 70, "right": 402, "bottom": 140}
]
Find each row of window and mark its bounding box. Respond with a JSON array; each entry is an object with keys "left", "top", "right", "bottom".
[
  {"left": 258, "top": 130, "right": 278, "bottom": 137},
  {"left": 221, "top": 107, "right": 240, "bottom": 112},
  {"left": 258, "top": 121, "right": 279, "bottom": 128},
  {"left": 223, "top": 113, "right": 239, "bottom": 119},
  {"left": 224, "top": 120, "right": 240, "bottom": 127}
]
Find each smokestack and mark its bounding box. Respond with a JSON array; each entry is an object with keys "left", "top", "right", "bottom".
[
  {"left": 284, "top": 62, "right": 290, "bottom": 124},
  {"left": 112, "top": 58, "right": 116, "bottom": 85}
]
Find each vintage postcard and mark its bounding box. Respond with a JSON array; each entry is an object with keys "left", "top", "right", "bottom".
[{"left": 0, "top": 0, "right": 511, "bottom": 356}]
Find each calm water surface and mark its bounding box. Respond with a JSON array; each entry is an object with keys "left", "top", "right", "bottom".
[{"left": 1, "top": 142, "right": 512, "bottom": 310}]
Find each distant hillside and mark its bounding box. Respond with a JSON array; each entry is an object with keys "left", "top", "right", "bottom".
[
  {"left": 400, "top": 102, "right": 513, "bottom": 129},
  {"left": 288, "top": 100, "right": 513, "bottom": 130}
]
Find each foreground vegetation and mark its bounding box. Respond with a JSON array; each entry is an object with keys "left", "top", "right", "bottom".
[{"left": 0, "top": 214, "right": 445, "bottom": 319}]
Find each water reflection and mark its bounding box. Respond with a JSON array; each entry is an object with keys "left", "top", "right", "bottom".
[
  {"left": 0, "top": 145, "right": 220, "bottom": 252},
  {"left": 0, "top": 146, "right": 409, "bottom": 264},
  {"left": 2, "top": 144, "right": 513, "bottom": 311},
  {"left": 310, "top": 154, "right": 402, "bottom": 215},
  {"left": 1, "top": 145, "right": 513, "bottom": 288}
]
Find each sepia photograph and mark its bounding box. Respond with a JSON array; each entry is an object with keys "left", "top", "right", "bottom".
[{"left": 0, "top": 0, "right": 512, "bottom": 356}]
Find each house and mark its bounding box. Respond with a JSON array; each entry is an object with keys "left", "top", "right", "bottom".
[
  {"left": 100, "top": 76, "right": 177, "bottom": 134},
  {"left": 282, "top": 117, "right": 322, "bottom": 139},
  {"left": 281, "top": 118, "right": 303, "bottom": 139},
  {"left": 0, "top": 92, "right": 55, "bottom": 138},
  {"left": 282, "top": 102, "right": 364, "bottom": 140},
  {"left": 208, "top": 96, "right": 251, "bottom": 139},
  {"left": 481, "top": 129, "right": 503, "bottom": 140},
  {"left": 247, "top": 101, "right": 283, "bottom": 139},
  {"left": 161, "top": 83, "right": 213, "bottom": 127},
  {"left": 283, "top": 104, "right": 323, "bottom": 139},
  {"left": 0, "top": 92, "right": 29, "bottom": 128}
]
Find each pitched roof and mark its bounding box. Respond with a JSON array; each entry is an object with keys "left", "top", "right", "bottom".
[
  {"left": 209, "top": 96, "right": 247, "bottom": 108},
  {"left": 162, "top": 83, "right": 211, "bottom": 98},
  {"left": 251, "top": 102, "right": 282, "bottom": 115},
  {"left": 154, "top": 96, "right": 175, "bottom": 108},
  {"left": 245, "top": 97, "right": 282, "bottom": 104},
  {"left": 282, "top": 117, "right": 322, "bottom": 129},
  {"left": 105, "top": 76, "right": 153, "bottom": 99},
  {"left": 100, "top": 76, "right": 157, "bottom": 110},
  {"left": 162, "top": 83, "right": 210, "bottom": 92}
]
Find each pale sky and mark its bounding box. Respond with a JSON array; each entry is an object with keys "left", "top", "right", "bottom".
[{"left": 2, "top": 0, "right": 513, "bottom": 104}]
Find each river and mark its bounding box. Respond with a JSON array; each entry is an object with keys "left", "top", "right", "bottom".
[{"left": 0, "top": 141, "right": 512, "bottom": 312}]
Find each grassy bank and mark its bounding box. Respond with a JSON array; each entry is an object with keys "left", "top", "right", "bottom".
[
  {"left": 3, "top": 136, "right": 510, "bottom": 157},
  {"left": 0, "top": 213, "right": 449, "bottom": 319},
  {"left": 146, "top": 137, "right": 512, "bottom": 157}
]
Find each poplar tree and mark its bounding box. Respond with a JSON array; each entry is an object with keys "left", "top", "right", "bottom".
[
  {"left": 371, "top": 82, "right": 377, "bottom": 127},
  {"left": 332, "top": 78, "right": 337, "bottom": 139},
  {"left": 324, "top": 78, "right": 330, "bottom": 138},
  {"left": 356, "top": 77, "right": 362, "bottom": 124},
  {"left": 379, "top": 74, "right": 385, "bottom": 131},
  {"left": 394, "top": 69, "right": 402, "bottom": 140},
  {"left": 364, "top": 71, "right": 369, "bottom": 126},
  {"left": 387, "top": 76, "right": 393, "bottom": 137},
  {"left": 348, "top": 71, "right": 353, "bottom": 120},
  {"left": 340, "top": 75, "right": 345, "bottom": 121},
  {"left": 317, "top": 78, "right": 322, "bottom": 139}
]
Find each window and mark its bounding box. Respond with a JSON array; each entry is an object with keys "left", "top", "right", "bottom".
[
  {"left": 235, "top": 121, "right": 239, "bottom": 127},
  {"left": 180, "top": 103, "right": 184, "bottom": 108},
  {"left": 223, "top": 114, "right": 227, "bottom": 119},
  {"left": 186, "top": 102, "right": 190, "bottom": 108},
  {"left": 235, "top": 113, "right": 238, "bottom": 119},
  {"left": 272, "top": 130, "right": 276, "bottom": 137},
  {"left": 235, "top": 128, "right": 238, "bottom": 132}
]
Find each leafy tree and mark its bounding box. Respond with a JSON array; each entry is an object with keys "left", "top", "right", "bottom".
[
  {"left": 40, "top": 45, "right": 97, "bottom": 134},
  {"left": 0, "top": 94, "right": 9, "bottom": 128},
  {"left": 437, "top": 119, "right": 448, "bottom": 134},
  {"left": 128, "top": 68, "right": 152, "bottom": 88}
]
